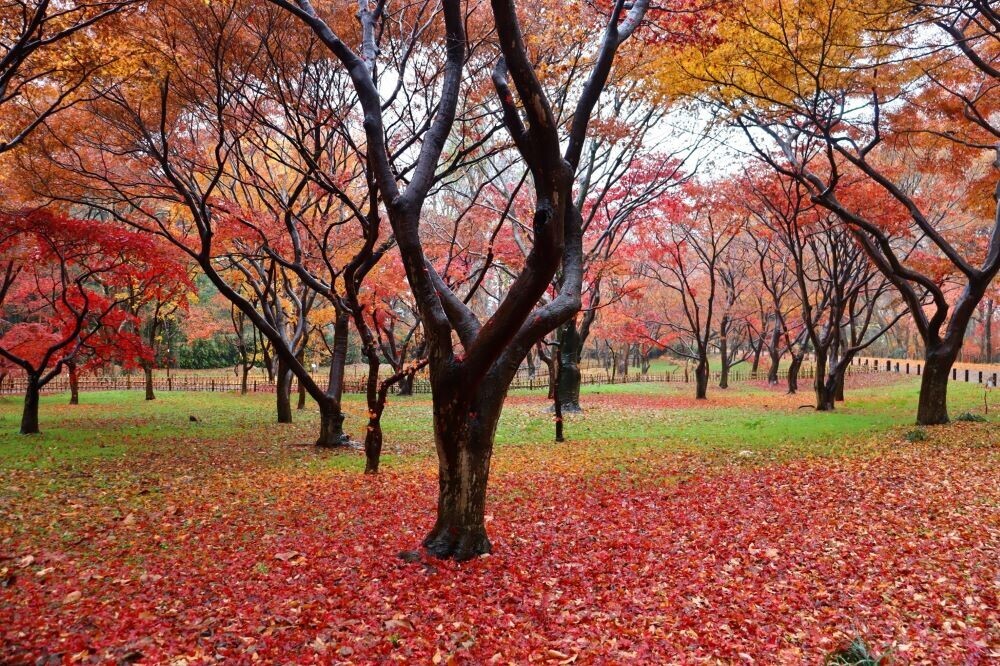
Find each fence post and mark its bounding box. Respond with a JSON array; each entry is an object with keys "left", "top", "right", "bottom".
[
  {"left": 952, "top": 368, "right": 957, "bottom": 380},
  {"left": 906, "top": 362, "right": 909, "bottom": 374},
  {"left": 965, "top": 369, "right": 969, "bottom": 382}
]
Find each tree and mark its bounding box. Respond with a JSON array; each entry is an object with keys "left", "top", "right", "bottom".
[
  {"left": 0, "top": 211, "right": 154, "bottom": 433},
  {"left": 0, "top": 0, "right": 134, "bottom": 159},
  {"left": 639, "top": 184, "right": 744, "bottom": 399},
  {"left": 671, "top": 0, "right": 1000, "bottom": 423},
  {"left": 268, "top": 0, "right": 652, "bottom": 559}
]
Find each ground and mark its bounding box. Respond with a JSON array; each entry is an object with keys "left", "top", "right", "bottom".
[{"left": 1, "top": 377, "right": 998, "bottom": 664}]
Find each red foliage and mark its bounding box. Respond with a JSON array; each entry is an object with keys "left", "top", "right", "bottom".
[{"left": 2, "top": 424, "right": 997, "bottom": 663}]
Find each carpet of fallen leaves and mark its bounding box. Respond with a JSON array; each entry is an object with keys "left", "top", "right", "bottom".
[{"left": 2, "top": 408, "right": 999, "bottom": 664}]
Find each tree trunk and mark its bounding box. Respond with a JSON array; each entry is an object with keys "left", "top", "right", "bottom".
[
  {"left": 787, "top": 353, "right": 802, "bottom": 394},
  {"left": 143, "top": 365, "right": 155, "bottom": 401},
  {"left": 916, "top": 344, "right": 959, "bottom": 425},
  {"left": 20, "top": 374, "right": 41, "bottom": 435},
  {"left": 814, "top": 350, "right": 835, "bottom": 411},
  {"left": 556, "top": 319, "right": 583, "bottom": 412},
  {"left": 276, "top": 360, "right": 293, "bottom": 424},
  {"left": 984, "top": 299, "right": 994, "bottom": 364},
  {"left": 398, "top": 373, "right": 414, "bottom": 396},
  {"left": 422, "top": 389, "right": 499, "bottom": 561},
  {"left": 718, "top": 327, "right": 730, "bottom": 389},
  {"left": 767, "top": 325, "right": 781, "bottom": 385},
  {"left": 68, "top": 363, "right": 80, "bottom": 405},
  {"left": 296, "top": 345, "right": 307, "bottom": 410},
  {"left": 240, "top": 364, "right": 249, "bottom": 395},
  {"left": 834, "top": 364, "right": 846, "bottom": 402},
  {"left": 316, "top": 397, "right": 349, "bottom": 447},
  {"left": 317, "top": 307, "right": 351, "bottom": 446},
  {"left": 695, "top": 355, "right": 709, "bottom": 400}
]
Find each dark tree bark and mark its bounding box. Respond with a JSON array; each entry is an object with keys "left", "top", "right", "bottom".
[
  {"left": 917, "top": 343, "right": 961, "bottom": 425},
  {"left": 68, "top": 362, "right": 80, "bottom": 405},
  {"left": 718, "top": 326, "right": 730, "bottom": 389},
  {"left": 787, "top": 352, "right": 803, "bottom": 394},
  {"left": 422, "top": 384, "right": 503, "bottom": 561},
  {"left": 695, "top": 355, "right": 709, "bottom": 400},
  {"left": 556, "top": 318, "right": 583, "bottom": 412},
  {"left": 316, "top": 306, "right": 351, "bottom": 447},
  {"left": 20, "top": 374, "right": 41, "bottom": 435},
  {"left": 143, "top": 364, "right": 155, "bottom": 401},
  {"left": 276, "top": 359, "right": 293, "bottom": 424},
  {"left": 766, "top": 322, "right": 781, "bottom": 385},
  {"left": 983, "top": 299, "right": 994, "bottom": 363},
  {"left": 296, "top": 342, "right": 307, "bottom": 410}
]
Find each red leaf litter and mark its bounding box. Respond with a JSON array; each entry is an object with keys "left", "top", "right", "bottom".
[{"left": 2, "top": 434, "right": 998, "bottom": 664}]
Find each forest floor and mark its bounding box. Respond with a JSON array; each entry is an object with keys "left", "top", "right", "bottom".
[{"left": 1, "top": 377, "right": 998, "bottom": 664}]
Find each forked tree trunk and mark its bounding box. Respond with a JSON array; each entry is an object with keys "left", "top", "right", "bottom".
[
  {"left": 240, "top": 364, "right": 250, "bottom": 395},
  {"left": 143, "top": 365, "right": 155, "bottom": 401},
  {"left": 276, "top": 360, "right": 293, "bottom": 424},
  {"left": 422, "top": 387, "right": 501, "bottom": 561},
  {"left": 556, "top": 319, "right": 583, "bottom": 412},
  {"left": 787, "top": 353, "right": 803, "bottom": 394},
  {"left": 68, "top": 363, "right": 80, "bottom": 405},
  {"left": 21, "top": 374, "right": 41, "bottom": 435},
  {"left": 316, "top": 398, "right": 348, "bottom": 447},
  {"left": 916, "top": 344, "right": 960, "bottom": 425},
  {"left": 814, "top": 351, "right": 834, "bottom": 411},
  {"left": 397, "top": 373, "right": 414, "bottom": 396},
  {"left": 695, "top": 355, "right": 709, "bottom": 400},
  {"left": 767, "top": 326, "right": 781, "bottom": 385}
]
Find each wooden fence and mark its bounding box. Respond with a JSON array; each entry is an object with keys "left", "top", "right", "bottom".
[
  {"left": 853, "top": 356, "right": 1000, "bottom": 386},
  {"left": 0, "top": 361, "right": 877, "bottom": 397}
]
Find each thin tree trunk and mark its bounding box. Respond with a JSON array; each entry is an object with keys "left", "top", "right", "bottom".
[
  {"left": 984, "top": 299, "right": 994, "bottom": 364},
  {"left": 240, "top": 364, "right": 249, "bottom": 395},
  {"left": 787, "top": 353, "right": 803, "bottom": 394},
  {"left": 20, "top": 374, "right": 41, "bottom": 435},
  {"left": 767, "top": 325, "right": 781, "bottom": 385},
  {"left": 68, "top": 363, "right": 80, "bottom": 405},
  {"left": 695, "top": 354, "right": 709, "bottom": 400},
  {"left": 276, "top": 359, "right": 293, "bottom": 424},
  {"left": 317, "top": 307, "right": 351, "bottom": 447},
  {"left": 144, "top": 365, "right": 155, "bottom": 401},
  {"left": 296, "top": 342, "right": 307, "bottom": 410}
]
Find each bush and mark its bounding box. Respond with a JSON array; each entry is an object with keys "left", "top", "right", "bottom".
[
  {"left": 955, "top": 412, "right": 987, "bottom": 423},
  {"left": 903, "top": 428, "right": 927, "bottom": 442},
  {"left": 825, "top": 637, "right": 892, "bottom": 665}
]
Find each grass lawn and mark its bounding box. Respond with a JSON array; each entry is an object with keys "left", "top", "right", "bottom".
[{"left": 1, "top": 375, "right": 997, "bottom": 663}]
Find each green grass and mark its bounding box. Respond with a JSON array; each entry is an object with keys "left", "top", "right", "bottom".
[{"left": 0, "top": 375, "right": 989, "bottom": 474}]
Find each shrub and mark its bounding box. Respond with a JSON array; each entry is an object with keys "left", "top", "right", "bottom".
[
  {"left": 903, "top": 428, "right": 927, "bottom": 442},
  {"left": 955, "top": 412, "right": 987, "bottom": 423},
  {"left": 825, "top": 637, "right": 892, "bottom": 665}
]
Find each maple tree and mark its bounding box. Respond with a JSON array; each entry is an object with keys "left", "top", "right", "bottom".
[
  {"left": 638, "top": 183, "right": 745, "bottom": 399},
  {"left": 0, "top": 211, "right": 161, "bottom": 433},
  {"left": 669, "top": 0, "right": 1000, "bottom": 423},
  {"left": 264, "top": 0, "right": 656, "bottom": 560},
  {"left": 0, "top": 0, "right": 134, "bottom": 158}
]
